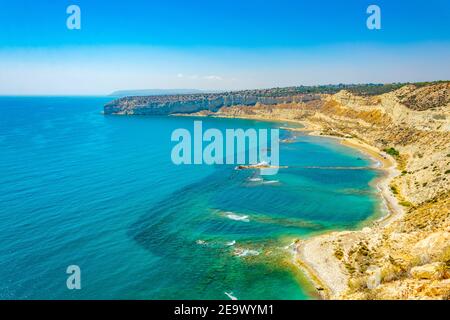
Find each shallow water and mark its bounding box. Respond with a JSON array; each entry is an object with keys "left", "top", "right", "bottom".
[{"left": 0, "top": 97, "right": 380, "bottom": 299}]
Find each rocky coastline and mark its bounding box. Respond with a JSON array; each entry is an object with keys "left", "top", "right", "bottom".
[
  {"left": 174, "top": 82, "right": 450, "bottom": 299},
  {"left": 105, "top": 82, "right": 450, "bottom": 299}
]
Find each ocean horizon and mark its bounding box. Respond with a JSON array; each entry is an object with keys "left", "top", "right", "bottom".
[{"left": 0, "top": 96, "right": 381, "bottom": 299}]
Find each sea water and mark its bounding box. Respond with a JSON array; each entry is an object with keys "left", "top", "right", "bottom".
[{"left": 0, "top": 97, "right": 380, "bottom": 299}]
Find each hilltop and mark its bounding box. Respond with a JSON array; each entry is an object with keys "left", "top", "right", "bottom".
[{"left": 104, "top": 82, "right": 449, "bottom": 115}]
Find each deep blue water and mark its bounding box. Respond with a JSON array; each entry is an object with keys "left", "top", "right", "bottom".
[{"left": 0, "top": 97, "right": 380, "bottom": 299}]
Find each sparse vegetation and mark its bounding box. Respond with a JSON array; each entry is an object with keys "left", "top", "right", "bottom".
[
  {"left": 390, "top": 185, "right": 399, "bottom": 195},
  {"left": 334, "top": 247, "right": 344, "bottom": 260},
  {"left": 399, "top": 201, "right": 413, "bottom": 207},
  {"left": 384, "top": 147, "right": 400, "bottom": 157},
  {"left": 413, "top": 80, "right": 450, "bottom": 87}
]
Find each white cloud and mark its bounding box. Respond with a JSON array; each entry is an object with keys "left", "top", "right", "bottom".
[
  {"left": 204, "top": 75, "right": 223, "bottom": 80},
  {"left": 2, "top": 44, "right": 449, "bottom": 95}
]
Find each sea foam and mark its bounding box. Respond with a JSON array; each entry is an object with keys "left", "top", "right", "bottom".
[
  {"left": 225, "top": 212, "right": 250, "bottom": 222},
  {"left": 224, "top": 292, "right": 238, "bottom": 300},
  {"left": 262, "top": 180, "right": 279, "bottom": 184},
  {"left": 233, "top": 248, "right": 260, "bottom": 257}
]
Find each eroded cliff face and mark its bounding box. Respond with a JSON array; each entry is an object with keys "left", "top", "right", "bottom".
[
  {"left": 194, "top": 83, "right": 450, "bottom": 299},
  {"left": 320, "top": 85, "right": 450, "bottom": 300},
  {"left": 212, "top": 84, "right": 450, "bottom": 206},
  {"left": 314, "top": 88, "right": 450, "bottom": 206},
  {"left": 103, "top": 92, "right": 318, "bottom": 115},
  {"left": 106, "top": 83, "right": 450, "bottom": 299},
  {"left": 397, "top": 83, "right": 450, "bottom": 111}
]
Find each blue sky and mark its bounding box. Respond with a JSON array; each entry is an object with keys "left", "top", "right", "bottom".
[{"left": 0, "top": 0, "right": 449, "bottom": 94}]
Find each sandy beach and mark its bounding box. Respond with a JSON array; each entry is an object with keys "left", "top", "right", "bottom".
[
  {"left": 176, "top": 112, "right": 409, "bottom": 299},
  {"left": 291, "top": 125, "right": 405, "bottom": 299},
  {"left": 131, "top": 82, "right": 450, "bottom": 299},
  {"left": 220, "top": 114, "right": 407, "bottom": 298}
]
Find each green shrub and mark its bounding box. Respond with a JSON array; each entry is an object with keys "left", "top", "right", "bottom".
[
  {"left": 334, "top": 248, "right": 344, "bottom": 260},
  {"left": 384, "top": 147, "right": 400, "bottom": 157},
  {"left": 390, "top": 185, "right": 399, "bottom": 195},
  {"left": 399, "top": 201, "right": 413, "bottom": 207}
]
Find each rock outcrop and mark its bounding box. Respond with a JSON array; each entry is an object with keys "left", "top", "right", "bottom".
[
  {"left": 104, "top": 91, "right": 320, "bottom": 115},
  {"left": 411, "top": 263, "right": 446, "bottom": 280}
]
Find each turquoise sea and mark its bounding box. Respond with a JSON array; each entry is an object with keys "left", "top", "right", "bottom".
[{"left": 0, "top": 97, "right": 381, "bottom": 299}]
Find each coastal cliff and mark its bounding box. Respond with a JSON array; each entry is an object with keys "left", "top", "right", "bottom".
[
  {"left": 104, "top": 90, "right": 319, "bottom": 115},
  {"left": 103, "top": 84, "right": 405, "bottom": 115},
  {"left": 105, "top": 82, "right": 450, "bottom": 299},
  {"left": 179, "top": 82, "right": 450, "bottom": 299},
  {"left": 306, "top": 84, "right": 450, "bottom": 300}
]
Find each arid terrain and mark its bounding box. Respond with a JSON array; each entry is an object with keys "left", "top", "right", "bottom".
[
  {"left": 184, "top": 82, "right": 450, "bottom": 299},
  {"left": 105, "top": 82, "right": 450, "bottom": 299}
]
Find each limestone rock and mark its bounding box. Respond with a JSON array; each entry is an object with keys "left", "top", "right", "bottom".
[
  {"left": 413, "top": 231, "right": 450, "bottom": 263},
  {"left": 410, "top": 262, "right": 445, "bottom": 280}
]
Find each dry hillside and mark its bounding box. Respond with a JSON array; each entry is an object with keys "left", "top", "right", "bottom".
[{"left": 194, "top": 82, "right": 450, "bottom": 299}]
